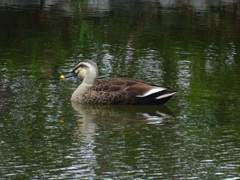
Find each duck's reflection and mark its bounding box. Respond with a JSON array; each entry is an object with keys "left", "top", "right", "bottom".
[{"left": 72, "top": 102, "right": 175, "bottom": 140}]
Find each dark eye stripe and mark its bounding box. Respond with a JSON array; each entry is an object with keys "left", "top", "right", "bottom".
[{"left": 74, "top": 63, "right": 89, "bottom": 70}]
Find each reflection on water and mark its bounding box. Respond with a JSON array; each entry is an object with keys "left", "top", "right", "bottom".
[
  {"left": 71, "top": 102, "right": 175, "bottom": 178},
  {"left": 71, "top": 102, "right": 179, "bottom": 179},
  {"left": 1, "top": 0, "right": 240, "bottom": 179},
  {"left": 72, "top": 102, "right": 175, "bottom": 139},
  {"left": 72, "top": 102, "right": 175, "bottom": 144}
]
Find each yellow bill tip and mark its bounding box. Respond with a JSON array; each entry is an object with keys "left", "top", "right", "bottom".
[{"left": 59, "top": 75, "right": 65, "bottom": 79}]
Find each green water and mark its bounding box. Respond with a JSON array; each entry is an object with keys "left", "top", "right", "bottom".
[{"left": 1, "top": 0, "right": 240, "bottom": 179}]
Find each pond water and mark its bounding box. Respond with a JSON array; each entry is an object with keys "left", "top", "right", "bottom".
[{"left": 1, "top": 0, "right": 240, "bottom": 179}]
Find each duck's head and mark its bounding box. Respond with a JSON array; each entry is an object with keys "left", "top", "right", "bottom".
[{"left": 60, "top": 60, "right": 98, "bottom": 84}]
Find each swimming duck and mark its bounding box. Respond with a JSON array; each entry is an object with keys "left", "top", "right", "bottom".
[{"left": 60, "top": 60, "right": 177, "bottom": 105}]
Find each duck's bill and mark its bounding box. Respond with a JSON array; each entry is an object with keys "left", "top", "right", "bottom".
[{"left": 60, "top": 71, "right": 77, "bottom": 79}]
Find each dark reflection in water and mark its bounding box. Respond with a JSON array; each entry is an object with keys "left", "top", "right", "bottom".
[
  {"left": 1, "top": 0, "right": 240, "bottom": 179},
  {"left": 72, "top": 102, "right": 175, "bottom": 126}
]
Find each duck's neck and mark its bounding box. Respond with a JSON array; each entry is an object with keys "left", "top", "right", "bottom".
[
  {"left": 82, "top": 75, "right": 96, "bottom": 86},
  {"left": 71, "top": 76, "right": 96, "bottom": 102}
]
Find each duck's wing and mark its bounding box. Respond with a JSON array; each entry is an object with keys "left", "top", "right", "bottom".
[{"left": 87, "top": 78, "right": 176, "bottom": 105}]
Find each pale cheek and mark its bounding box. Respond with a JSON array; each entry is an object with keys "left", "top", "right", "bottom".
[{"left": 79, "top": 69, "right": 86, "bottom": 77}]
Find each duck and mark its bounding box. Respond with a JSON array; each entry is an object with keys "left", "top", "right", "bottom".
[{"left": 60, "top": 59, "right": 177, "bottom": 105}]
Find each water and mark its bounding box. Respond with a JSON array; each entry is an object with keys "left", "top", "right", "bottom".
[{"left": 1, "top": 0, "right": 240, "bottom": 179}]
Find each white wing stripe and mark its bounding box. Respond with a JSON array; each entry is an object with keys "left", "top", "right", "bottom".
[
  {"left": 155, "top": 92, "right": 177, "bottom": 99},
  {"left": 137, "top": 87, "right": 166, "bottom": 97}
]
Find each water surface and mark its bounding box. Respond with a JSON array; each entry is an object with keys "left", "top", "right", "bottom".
[{"left": 1, "top": 0, "right": 240, "bottom": 179}]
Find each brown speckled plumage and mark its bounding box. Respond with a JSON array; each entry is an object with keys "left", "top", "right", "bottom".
[{"left": 60, "top": 60, "right": 177, "bottom": 105}]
